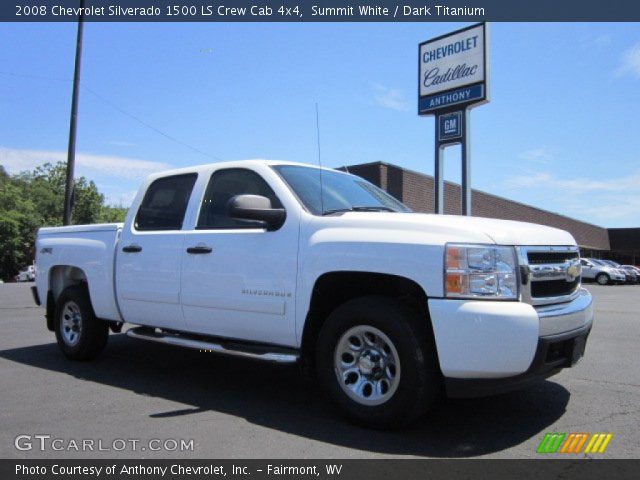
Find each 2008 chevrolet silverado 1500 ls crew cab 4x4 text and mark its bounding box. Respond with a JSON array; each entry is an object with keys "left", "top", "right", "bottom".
[{"left": 32, "top": 160, "right": 593, "bottom": 428}]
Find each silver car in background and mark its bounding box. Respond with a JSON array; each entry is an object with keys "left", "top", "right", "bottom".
[
  {"left": 623, "top": 266, "right": 640, "bottom": 285},
  {"left": 580, "top": 258, "right": 626, "bottom": 285},
  {"left": 609, "top": 262, "right": 639, "bottom": 284},
  {"left": 597, "top": 259, "right": 636, "bottom": 284}
]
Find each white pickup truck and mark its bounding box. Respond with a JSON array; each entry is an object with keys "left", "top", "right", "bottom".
[{"left": 33, "top": 160, "right": 593, "bottom": 428}]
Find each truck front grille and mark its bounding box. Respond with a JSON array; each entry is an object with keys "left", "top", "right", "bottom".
[
  {"left": 519, "top": 246, "right": 582, "bottom": 305},
  {"left": 527, "top": 251, "right": 579, "bottom": 265},
  {"left": 531, "top": 277, "right": 580, "bottom": 298}
]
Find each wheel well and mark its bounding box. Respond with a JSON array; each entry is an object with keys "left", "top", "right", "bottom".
[
  {"left": 46, "top": 266, "right": 88, "bottom": 331},
  {"left": 300, "top": 271, "right": 432, "bottom": 375}
]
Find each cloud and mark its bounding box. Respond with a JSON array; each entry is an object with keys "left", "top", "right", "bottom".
[
  {"left": 506, "top": 171, "right": 640, "bottom": 193},
  {"left": 581, "top": 33, "right": 612, "bottom": 49},
  {"left": 105, "top": 190, "right": 138, "bottom": 207},
  {"left": 592, "top": 34, "right": 612, "bottom": 49},
  {"left": 578, "top": 194, "right": 640, "bottom": 221},
  {"left": 505, "top": 170, "right": 640, "bottom": 224},
  {"left": 517, "top": 147, "right": 553, "bottom": 164},
  {"left": 615, "top": 42, "right": 640, "bottom": 79},
  {"left": 372, "top": 84, "right": 410, "bottom": 112},
  {"left": 0, "top": 146, "right": 171, "bottom": 180},
  {"left": 108, "top": 140, "right": 138, "bottom": 147}
]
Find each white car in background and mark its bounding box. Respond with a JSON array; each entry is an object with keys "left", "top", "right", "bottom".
[
  {"left": 580, "top": 258, "right": 625, "bottom": 285},
  {"left": 15, "top": 265, "right": 36, "bottom": 282}
]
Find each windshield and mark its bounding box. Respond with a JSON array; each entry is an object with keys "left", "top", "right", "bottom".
[
  {"left": 591, "top": 259, "right": 609, "bottom": 267},
  {"left": 273, "top": 165, "right": 411, "bottom": 215}
]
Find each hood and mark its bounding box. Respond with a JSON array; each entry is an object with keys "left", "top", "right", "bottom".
[{"left": 316, "top": 212, "right": 577, "bottom": 247}]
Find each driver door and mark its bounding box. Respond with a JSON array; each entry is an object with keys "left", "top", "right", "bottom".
[{"left": 180, "top": 167, "right": 299, "bottom": 347}]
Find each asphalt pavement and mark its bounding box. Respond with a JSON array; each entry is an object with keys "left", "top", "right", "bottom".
[{"left": 0, "top": 283, "right": 638, "bottom": 458}]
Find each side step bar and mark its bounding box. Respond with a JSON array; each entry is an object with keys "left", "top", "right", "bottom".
[{"left": 126, "top": 327, "right": 299, "bottom": 364}]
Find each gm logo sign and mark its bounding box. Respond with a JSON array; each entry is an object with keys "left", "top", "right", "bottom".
[{"left": 438, "top": 111, "right": 462, "bottom": 142}]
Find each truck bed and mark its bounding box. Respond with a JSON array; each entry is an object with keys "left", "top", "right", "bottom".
[{"left": 35, "top": 223, "right": 124, "bottom": 322}]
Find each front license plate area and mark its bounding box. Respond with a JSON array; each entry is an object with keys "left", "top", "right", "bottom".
[{"left": 570, "top": 335, "right": 586, "bottom": 366}]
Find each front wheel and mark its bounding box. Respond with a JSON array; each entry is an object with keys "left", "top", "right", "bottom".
[
  {"left": 54, "top": 285, "right": 109, "bottom": 360},
  {"left": 316, "top": 296, "right": 441, "bottom": 429},
  {"left": 596, "top": 273, "right": 609, "bottom": 286}
]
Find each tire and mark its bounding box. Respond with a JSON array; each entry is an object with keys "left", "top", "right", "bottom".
[
  {"left": 596, "top": 273, "right": 609, "bottom": 286},
  {"left": 316, "top": 296, "right": 440, "bottom": 429},
  {"left": 54, "top": 285, "right": 109, "bottom": 360}
]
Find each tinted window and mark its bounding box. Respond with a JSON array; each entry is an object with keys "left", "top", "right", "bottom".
[
  {"left": 273, "top": 165, "right": 410, "bottom": 215},
  {"left": 135, "top": 174, "right": 197, "bottom": 231},
  {"left": 197, "top": 169, "right": 282, "bottom": 229}
]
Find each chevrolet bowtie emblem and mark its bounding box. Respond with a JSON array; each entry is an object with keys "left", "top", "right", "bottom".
[{"left": 567, "top": 263, "right": 580, "bottom": 282}]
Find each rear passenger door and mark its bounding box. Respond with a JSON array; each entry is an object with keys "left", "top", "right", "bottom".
[
  {"left": 180, "top": 167, "right": 299, "bottom": 347},
  {"left": 116, "top": 173, "right": 197, "bottom": 329}
]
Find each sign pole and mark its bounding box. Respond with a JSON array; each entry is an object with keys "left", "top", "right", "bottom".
[
  {"left": 418, "top": 22, "right": 488, "bottom": 217},
  {"left": 434, "top": 127, "right": 444, "bottom": 214},
  {"left": 461, "top": 109, "right": 471, "bottom": 216}
]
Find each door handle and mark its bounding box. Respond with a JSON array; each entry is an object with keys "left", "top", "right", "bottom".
[
  {"left": 122, "top": 244, "right": 142, "bottom": 253},
  {"left": 186, "top": 245, "right": 213, "bottom": 254}
]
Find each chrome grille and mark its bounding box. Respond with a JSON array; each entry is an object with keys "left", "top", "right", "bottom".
[
  {"left": 527, "top": 251, "right": 579, "bottom": 265},
  {"left": 531, "top": 277, "right": 580, "bottom": 297},
  {"left": 518, "top": 246, "right": 582, "bottom": 306}
]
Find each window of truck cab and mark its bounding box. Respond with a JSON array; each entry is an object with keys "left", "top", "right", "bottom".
[
  {"left": 196, "top": 168, "right": 284, "bottom": 230},
  {"left": 134, "top": 173, "right": 197, "bottom": 231}
]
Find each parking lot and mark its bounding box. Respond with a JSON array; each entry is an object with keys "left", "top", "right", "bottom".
[{"left": 1, "top": 283, "right": 638, "bottom": 459}]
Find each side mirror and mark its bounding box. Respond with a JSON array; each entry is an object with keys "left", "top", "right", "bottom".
[{"left": 226, "top": 194, "right": 286, "bottom": 231}]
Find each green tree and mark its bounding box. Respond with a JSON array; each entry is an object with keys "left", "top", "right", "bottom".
[
  {"left": 0, "top": 162, "right": 128, "bottom": 280},
  {"left": 98, "top": 205, "right": 128, "bottom": 223}
]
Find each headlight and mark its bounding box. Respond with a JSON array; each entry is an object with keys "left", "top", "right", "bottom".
[{"left": 444, "top": 244, "right": 518, "bottom": 299}]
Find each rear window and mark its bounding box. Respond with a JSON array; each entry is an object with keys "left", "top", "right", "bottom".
[{"left": 134, "top": 174, "right": 197, "bottom": 231}]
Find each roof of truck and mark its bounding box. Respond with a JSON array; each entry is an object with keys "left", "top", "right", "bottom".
[{"left": 145, "top": 159, "right": 342, "bottom": 180}]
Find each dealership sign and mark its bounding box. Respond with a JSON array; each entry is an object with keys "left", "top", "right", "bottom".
[
  {"left": 418, "top": 23, "right": 488, "bottom": 115},
  {"left": 418, "top": 23, "right": 490, "bottom": 217}
]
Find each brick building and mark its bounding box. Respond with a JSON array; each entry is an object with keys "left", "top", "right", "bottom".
[{"left": 343, "top": 162, "right": 638, "bottom": 264}]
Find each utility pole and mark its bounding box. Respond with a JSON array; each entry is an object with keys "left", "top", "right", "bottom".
[{"left": 63, "top": 0, "right": 85, "bottom": 225}]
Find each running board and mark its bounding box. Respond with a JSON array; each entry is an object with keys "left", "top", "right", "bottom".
[{"left": 126, "top": 327, "right": 299, "bottom": 364}]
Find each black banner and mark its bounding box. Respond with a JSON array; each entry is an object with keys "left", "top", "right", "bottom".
[
  {"left": 4, "top": 459, "right": 640, "bottom": 480},
  {"left": 4, "top": 0, "right": 640, "bottom": 22}
]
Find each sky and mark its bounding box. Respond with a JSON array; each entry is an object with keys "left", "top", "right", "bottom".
[{"left": 1, "top": 22, "right": 639, "bottom": 227}]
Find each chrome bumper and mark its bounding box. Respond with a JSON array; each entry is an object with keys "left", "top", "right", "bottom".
[{"left": 535, "top": 288, "right": 594, "bottom": 337}]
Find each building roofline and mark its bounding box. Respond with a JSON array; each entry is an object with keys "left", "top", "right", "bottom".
[{"left": 343, "top": 161, "right": 607, "bottom": 230}]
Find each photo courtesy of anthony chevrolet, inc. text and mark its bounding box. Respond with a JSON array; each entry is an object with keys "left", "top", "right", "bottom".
[{"left": 1, "top": 1, "right": 639, "bottom": 479}]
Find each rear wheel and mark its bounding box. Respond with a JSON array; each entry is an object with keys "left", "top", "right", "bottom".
[
  {"left": 54, "top": 285, "right": 109, "bottom": 360},
  {"left": 596, "top": 273, "right": 609, "bottom": 285},
  {"left": 316, "top": 296, "right": 440, "bottom": 429}
]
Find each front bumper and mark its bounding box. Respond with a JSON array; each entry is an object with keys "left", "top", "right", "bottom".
[
  {"left": 428, "top": 288, "right": 594, "bottom": 396},
  {"left": 445, "top": 322, "right": 591, "bottom": 398}
]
